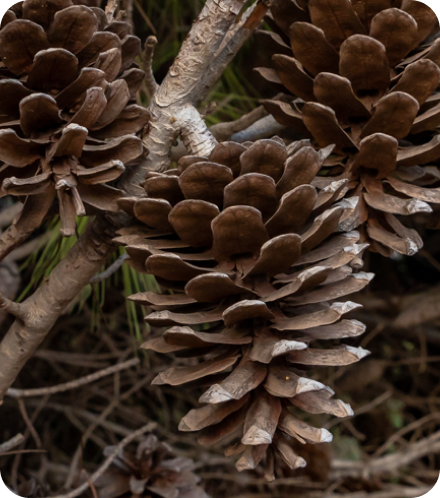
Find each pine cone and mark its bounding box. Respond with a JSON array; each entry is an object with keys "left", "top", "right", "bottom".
[
  {"left": 0, "top": 1, "right": 148, "bottom": 236},
  {"left": 258, "top": 0, "right": 440, "bottom": 256},
  {"left": 117, "top": 138, "right": 372, "bottom": 476},
  {"left": 95, "top": 434, "right": 207, "bottom": 498}
]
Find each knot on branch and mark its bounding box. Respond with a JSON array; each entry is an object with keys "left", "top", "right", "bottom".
[{"left": 0, "top": 294, "right": 27, "bottom": 323}]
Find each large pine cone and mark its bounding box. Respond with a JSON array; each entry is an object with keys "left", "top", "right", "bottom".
[
  {"left": 0, "top": 0, "right": 148, "bottom": 236},
  {"left": 94, "top": 434, "right": 207, "bottom": 498},
  {"left": 258, "top": 0, "right": 440, "bottom": 256},
  {"left": 117, "top": 138, "right": 372, "bottom": 477}
]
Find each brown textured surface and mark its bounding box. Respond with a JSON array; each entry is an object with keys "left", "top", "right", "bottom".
[
  {"left": 117, "top": 138, "right": 372, "bottom": 475},
  {"left": 259, "top": 0, "right": 440, "bottom": 256}
]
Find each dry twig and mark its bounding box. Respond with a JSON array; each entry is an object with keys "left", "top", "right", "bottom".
[
  {"left": 50, "top": 423, "right": 156, "bottom": 498},
  {"left": 6, "top": 358, "right": 139, "bottom": 398},
  {"left": 0, "top": 433, "right": 25, "bottom": 454}
]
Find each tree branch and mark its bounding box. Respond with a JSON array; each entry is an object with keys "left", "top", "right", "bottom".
[
  {"left": 125, "top": 0, "right": 259, "bottom": 186},
  {"left": 210, "top": 105, "right": 268, "bottom": 141},
  {"left": 6, "top": 358, "right": 139, "bottom": 398},
  {"left": 231, "top": 114, "right": 285, "bottom": 142},
  {"left": 0, "top": 216, "right": 117, "bottom": 402},
  {"left": 50, "top": 422, "right": 156, "bottom": 498}
]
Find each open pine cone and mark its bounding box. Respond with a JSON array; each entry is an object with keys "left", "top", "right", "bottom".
[
  {"left": 258, "top": 0, "right": 440, "bottom": 256},
  {"left": 116, "top": 138, "right": 372, "bottom": 477},
  {"left": 95, "top": 434, "right": 207, "bottom": 498},
  {"left": 0, "top": 0, "right": 148, "bottom": 236}
]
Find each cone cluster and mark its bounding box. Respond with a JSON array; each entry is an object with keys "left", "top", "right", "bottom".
[
  {"left": 95, "top": 434, "right": 207, "bottom": 498},
  {"left": 117, "top": 138, "right": 372, "bottom": 476},
  {"left": 258, "top": 0, "right": 440, "bottom": 256},
  {"left": 0, "top": 0, "right": 148, "bottom": 235}
]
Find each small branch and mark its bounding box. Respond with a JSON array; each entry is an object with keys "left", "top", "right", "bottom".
[
  {"left": 210, "top": 105, "right": 268, "bottom": 141},
  {"left": 90, "top": 253, "right": 129, "bottom": 284},
  {"left": 331, "top": 430, "right": 440, "bottom": 479},
  {"left": 231, "top": 114, "right": 285, "bottom": 142},
  {"left": 0, "top": 293, "right": 26, "bottom": 322},
  {"left": 7, "top": 358, "right": 139, "bottom": 398},
  {"left": 50, "top": 423, "right": 156, "bottom": 498},
  {"left": 17, "top": 398, "right": 42, "bottom": 449},
  {"left": 133, "top": 0, "right": 156, "bottom": 34},
  {"left": 0, "top": 433, "right": 25, "bottom": 454},
  {"left": 143, "top": 36, "right": 159, "bottom": 97}
]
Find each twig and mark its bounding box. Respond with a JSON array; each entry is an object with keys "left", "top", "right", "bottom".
[
  {"left": 89, "top": 253, "right": 129, "bottom": 284},
  {"left": 231, "top": 114, "right": 285, "bottom": 142},
  {"left": 50, "top": 423, "right": 156, "bottom": 498},
  {"left": 6, "top": 358, "right": 139, "bottom": 398},
  {"left": 142, "top": 36, "right": 159, "bottom": 97},
  {"left": 210, "top": 106, "right": 268, "bottom": 141},
  {"left": 373, "top": 412, "right": 440, "bottom": 457},
  {"left": 0, "top": 449, "right": 47, "bottom": 456},
  {"left": 326, "top": 391, "right": 393, "bottom": 429},
  {"left": 133, "top": 0, "right": 156, "bottom": 34},
  {"left": 17, "top": 398, "right": 42, "bottom": 448},
  {"left": 331, "top": 430, "right": 440, "bottom": 479},
  {"left": 64, "top": 372, "right": 122, "bottom": 489},
  {"left": 0, "top": 433, "right": 25, "bottom": 454}
]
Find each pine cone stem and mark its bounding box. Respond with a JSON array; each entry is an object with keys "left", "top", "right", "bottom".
[{"left": 143, "top": 36, "right": 159, "bottom": 97}]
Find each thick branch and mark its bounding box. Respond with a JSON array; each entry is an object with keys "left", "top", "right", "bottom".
[
  {"left": 127, "top": 0, "right": 254, "bottom": 184},
  {"left": 0, "top": 216, "right": 117, "bottom": 402}
]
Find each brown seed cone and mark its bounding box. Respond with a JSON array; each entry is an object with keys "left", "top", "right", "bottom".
[
  {"left": 257, "top": 0, "right": 440, "bottom": 256},
  {"left": 93, "top": 434, "right": 208, "bottom": 498},
  {"left": 0, "top": 1, "right": 148, "bottom": 237},
  {"left": 117, "top": 138, "right": 372, "bottom": 475}
]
